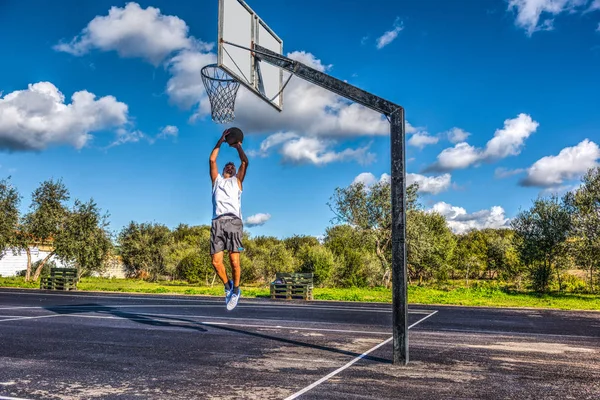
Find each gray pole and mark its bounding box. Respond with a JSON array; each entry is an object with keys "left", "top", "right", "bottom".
[
  {"left": 390, "top": 107, "right": 408, "bottom": 365},
  {"left": 251, "top": 44, "right": 409, "bottom": 364}
]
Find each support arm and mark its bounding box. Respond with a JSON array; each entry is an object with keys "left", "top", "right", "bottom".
[{"left": 253, "top": 44, "right": 400, "bottom": 116}]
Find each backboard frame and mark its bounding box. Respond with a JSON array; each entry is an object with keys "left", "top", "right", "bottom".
[{"left": 217, "top": 0, "right": 284, "bottom": 112}]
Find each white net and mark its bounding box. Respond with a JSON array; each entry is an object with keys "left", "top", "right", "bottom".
[{"left": 201, "top": 64, "right": 241, "bottom": 124}]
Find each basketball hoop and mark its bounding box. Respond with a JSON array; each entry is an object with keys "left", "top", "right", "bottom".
[{"left": 201, "top": 64, "right": 241, "bottom": 124}]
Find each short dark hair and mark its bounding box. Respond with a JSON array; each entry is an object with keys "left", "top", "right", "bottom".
[{"left": 225, "top": 162, "right": 235, "bottom": 168}]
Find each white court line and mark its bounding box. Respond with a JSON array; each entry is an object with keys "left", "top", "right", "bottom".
[
  {"left": 428, "top": 327, "right": 600, "bottom": 340},
  {"left": 284, "top": 310, "right": 439, "bottom": 400},
  {"left": 0, "top": 303, "right": 433, "bottom": 315},
  {"left": 33, "top": 313, "right": 389, "bottom": 335},
  {"left": 0, "top": 315, "right": 61, "bottom": 323},
  {"left": 52, "top": 313, "right": 391, "bottom": 335},
  {"left": 0, "top": 291, "right": 433, "bottom": 313},
  {"left": 0, "top": 396, "right": 35, "bottom": 400},
  {"left": 190, "top": 321, "right": 390, "bottom": 336}
]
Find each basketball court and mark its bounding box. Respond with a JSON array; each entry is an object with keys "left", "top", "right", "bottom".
[
  {"left": 2, "top": 1, "right": 599, "bottom": 399},
  {"left": 0, "top": 289, "right": 599, "bottom": 399}
]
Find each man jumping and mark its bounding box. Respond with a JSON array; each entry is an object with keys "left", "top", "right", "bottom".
[{"left": 209, "top": 128, "right": 248, "bottom": 311}]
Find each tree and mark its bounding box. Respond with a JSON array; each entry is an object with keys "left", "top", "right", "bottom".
[
  {"left": 166, "top": 224, "right": 214, "bottom": 284},
  {"left": 564, "top": 167, "right": 600, "bottom": 292},
  {"left": 118, "top": 222, "right": 172, "bottom": 280},
  {"left": 0, "top": 177, "right": 20, "bottom": 259},
  {"left": 406, "top": 209, "right": 456, "bottom": 283},
  {"left": 511, "top": 195, "right": 571, "bottom": 292},
  {"left": 296, "top": 244, "right": 335, "bottom": 286},
  {"left": 452, "top": 230, "right": 487, "bottom": 284},
  {"left": 322, "top": 224, "right": 381, "bottom": 287},
  {"left": 53, "top": 199, "right": 113, "bottom": 277},
  {"left": 480, "top": 229, "right": 521, "bottom": 281},
  {"left": 23, "top": 179, "right": 70, "bottom": 281},
  {"left": 283, "top": 235, "right": 320, "bottom": 258},
  {"left": 328, "top": 180, "right": 419, "bottom": 287},
  {"left": 247, "top": 240, "right": 294, "bottom": 284}
]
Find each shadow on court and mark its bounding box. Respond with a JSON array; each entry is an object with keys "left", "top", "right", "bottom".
[{"left": 42, "top": 303, "right": 391, "bottom": 364}]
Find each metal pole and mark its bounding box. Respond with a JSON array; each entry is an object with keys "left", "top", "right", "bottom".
[
  {"left": 250, "top": 43, "right": 409, "bottom": 365},
  {"left": 390, "top": 107, "right": 408, "bottom": 365}
]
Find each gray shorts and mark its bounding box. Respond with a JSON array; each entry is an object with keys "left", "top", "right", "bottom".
[{"left": 210, "top": 216, "right": 244, "bottom": 255}]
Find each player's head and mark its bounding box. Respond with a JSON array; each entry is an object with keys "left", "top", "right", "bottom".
[{"left": 223, "top": 162, "right": 236, "bottom": 177}]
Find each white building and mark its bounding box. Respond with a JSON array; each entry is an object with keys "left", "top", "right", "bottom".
[{"left": 0, "top": 247, "right": 68, "bottom": 277}]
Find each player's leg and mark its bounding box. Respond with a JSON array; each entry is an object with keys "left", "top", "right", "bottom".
[
  {"left": 224, "top": 218, "right": 244, "bottom": 310},
  {"left": 229, "top": 252, "right": 241, "bottom": 289},
  {"left": 211, "top": 251, "right": 229, "bottom": 285},
  {"left": 211, "top": 219, "right": 233, "bottom": 301}
]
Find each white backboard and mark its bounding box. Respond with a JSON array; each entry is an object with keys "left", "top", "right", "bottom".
[{"left": 218, "top": 0, "right": 283, "bottom": 111}]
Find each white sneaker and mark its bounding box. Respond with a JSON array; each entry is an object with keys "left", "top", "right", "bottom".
[
  {"left": 227, "top": 289, "right": 241, "bottom": 311},
  {"left": 224, "top": 280, "right": 233, "bottom": 305}
]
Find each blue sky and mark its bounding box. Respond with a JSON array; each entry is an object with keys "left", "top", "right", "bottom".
[{"left": 0, "top": 0, "right": 599, "bottom": 238}]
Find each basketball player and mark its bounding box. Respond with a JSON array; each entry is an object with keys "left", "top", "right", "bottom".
[{"left": 209, "top": 128, "right": 248, "bottom": 310}]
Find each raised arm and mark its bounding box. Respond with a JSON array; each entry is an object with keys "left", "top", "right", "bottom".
[
  {"left": 233, "top": 142, "right": 249, "bottom": 185},
  {"left": 210, "top": 130, "right": 229, "bottom": 185}
]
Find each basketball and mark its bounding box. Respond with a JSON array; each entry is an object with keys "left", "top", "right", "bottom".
[{"left": 225, "top": 127, "right": 244, "bottom": 146}]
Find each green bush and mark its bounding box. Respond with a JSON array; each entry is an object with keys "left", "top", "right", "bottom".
[
  {"left": 528, "top": 263, "right": 554, "bottom": 293},
  {"left": 559, "top": 274, "right": 587, "bottom": 293},
  {"left": 296, "top": 244, "right": 334, "bottom": 286},
  {"left": 177, "top": 253, "right": 213, "bottom": 284}
]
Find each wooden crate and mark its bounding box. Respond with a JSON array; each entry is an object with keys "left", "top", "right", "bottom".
[
  {"left": 40, "top": 268, "right": 79, "bottom": 291},
  {"left": 270, "top": 272, "right": 313, "bottom": 300}
]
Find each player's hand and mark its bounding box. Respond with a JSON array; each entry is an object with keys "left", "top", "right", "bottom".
[
  {"left": 231, "top": 142, "right": 242, "bottom": 149},
  {"left": 220, "top": 129, "right": 230, "bottom": 141}
]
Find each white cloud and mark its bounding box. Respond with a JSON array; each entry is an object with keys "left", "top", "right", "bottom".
[
  {"left": 107, "top": 129, "right": 146, "bottom": 148},
  {"left": 251, "top": 133, "right": 377, "bottom": 166},
  {"left": 407, "top": 173, "right": 452, "bottom": 195},
  {"left": 431, "top": 202, "right": 510, "bottom": 234},
  {"left": 0, "top": 82, "right": 129, "bottom": 151},
  {"left": 507, "top": 0, "right": 589, "bottom": 36},
  {"left": 481, "top": 113, "right": 539, "bottom": 161},
  {"left": 55, "top": 2, "right": 215, "bottom": 122},
  {"left": 520, "top": 139, "right": 600, "bottom": 187},
  {"left": 167, "top": 49, "right": 217, "bottom": 113},
  {"left": 446, "top": 127, "right": 471, "bottom": 143},
  {"left": 597, "top": 22, "right": 600, "bottom": 31},
  {"left": 53, "top": 2, "right": 206, "bottom": 65},
  {"left": 108, "top": 125, "right": 179, "bottom": 148},
  {"left": 405, "top": 121, "right": 418, "bottom": 135},
  {"left": 380, "top": 173, "right": 391, "bottom": 184},
  {"left": 351, "top": 172, "right": 391, "bottom": 187},
  {"left": 427, "top": 142, "right": 482, "bottom": 172},
  {"left": 158, "top": 125, "right": 179, "bottom": 139},
  {"left": 495, "top": 167, "right": 525, "bottom": 179},
  {"left": 351, "top": 172, "right": 450, "bottom": 195},
  {"left": 247, "top": 132, "right": 299, "bottom": 158},
  {"left": 279, "top": 137, "right": 376, "bottom": 166},
  {"left": 426, "top": 114, "right": 538, "bottom": 172},
  {"left": 408, "top": 132, "right": 439, "bottom": 149},
  {"left": 589, "top": 0, "right": 600, "bottom": 11},
  {"left": 352, "top": 172, "right": 379, "bottom": 187},
  {"left": 376, "top": 17, "right": 404, "bottom": 49},
  {"left": 245, "top": 213, "right": 271, "bottom": 227}
]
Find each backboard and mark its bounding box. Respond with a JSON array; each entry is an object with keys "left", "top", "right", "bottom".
[{"left": 218, "top": 0, "right": 284, "bottom": 111}]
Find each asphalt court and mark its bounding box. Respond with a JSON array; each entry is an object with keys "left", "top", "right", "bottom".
[{"left": 0, "top": 289, "right": 599, "bottom": 399}]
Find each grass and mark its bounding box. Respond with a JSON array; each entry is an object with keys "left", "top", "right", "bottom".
[{"left": 1, "top": 276, "right": 599, "bottom": 311}]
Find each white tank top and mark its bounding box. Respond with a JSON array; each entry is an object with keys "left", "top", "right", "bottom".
[{"left": 212, "top": 174, "right": 242, "bottom": 220}]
